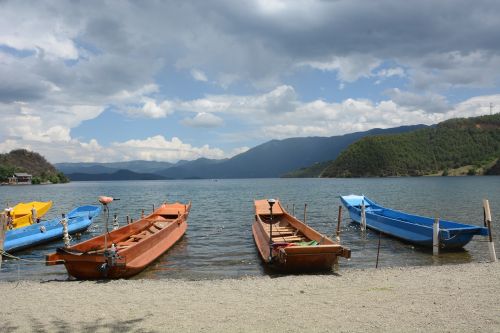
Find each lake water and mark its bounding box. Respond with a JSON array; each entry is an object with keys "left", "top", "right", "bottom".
[{"left": 0, "top": 177, "right": 498, "bottom": 281}]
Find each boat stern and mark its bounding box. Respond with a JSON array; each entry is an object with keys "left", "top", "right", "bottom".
[{"left": 45, "top": 251, "right": 65, "bottom": 266}]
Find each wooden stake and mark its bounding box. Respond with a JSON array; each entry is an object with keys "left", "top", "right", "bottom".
[
  {"left": 304, "top": 203, "right": 307, "bottom": 224},
  {"left": 292, "top": 204, "right": 295, "bottom": 217},
  {"left": 0, "top": 213, "right": 7, "bottom": 269},
  {"left": 376, "top": 231, "right": 382, "bottom": 268},
  {"left": 361, "top": 200, "right": 366, "bottom": 231},
  {"left": 483, "top": 199, "right": 497, "bottom": 262},
  {"left": 141, "top": 209, "right": 144, "bottom": 218},
  {"left": 433, "top": 217, "right": 440, "bottom": 256},
  {"left": 126, "top": 215, "right": 130, "bottom": 225},
  {"left": 153, "top": 204, "right": 155, "bottom": 212},
  {"left": 336, "top": 205, "right": 342, "bottom": 242}
]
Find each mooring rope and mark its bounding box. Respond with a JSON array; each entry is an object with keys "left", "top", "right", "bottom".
[{"left": 0, "top": 249, "right": 61, "bottom": 264}]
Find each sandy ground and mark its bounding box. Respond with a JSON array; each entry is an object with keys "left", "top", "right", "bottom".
[{"left": 0, "top": 262, "right": 498, "bottom": 333}]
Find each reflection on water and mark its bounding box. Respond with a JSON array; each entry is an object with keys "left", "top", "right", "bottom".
[{"left": 0, "top": 177, "right": 498, "bottom": 281}]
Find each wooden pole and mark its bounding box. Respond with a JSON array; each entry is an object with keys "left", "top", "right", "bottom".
[
  {"left": 304, "top": 203, "right": 307, "bottom": 224},
  {"left": 483, "top": 206, "right": 487, "bottom": 227},
  {"left": 153, "top": 204, "right": 155, "bottom": 212},
  {"left": 376, "top": 231, "right": 382, "bottom": 268},
  {"left": 433, "top": 217, "right": 440, "bottom": 256},
  {"left": 292, "top": 204, "right": 295, "bottom": 217},
  {"left": 336, "top": 205, "right": 342, "bottom": 242},
  {"left": 483, "top": 199, "right": 497, "bottom": 262},
  {"left": 126, "top": 215, "right": 130, "bottom": 225},
  {"left": 361, "top": 201, "right": 366, "bottom": 231},
  {"left": 141, "top": 209, "right": 144, "bottom": 218},
  {"left": 0, "top": 213, "right": 7, "bottom": 269}
]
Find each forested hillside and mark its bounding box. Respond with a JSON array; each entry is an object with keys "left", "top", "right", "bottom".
[
  {"left": 321, "top": 114, "right": 500, "bottom": 177},
  {"left": 0, "top": 149, "right": 69, "bottom": 184}
]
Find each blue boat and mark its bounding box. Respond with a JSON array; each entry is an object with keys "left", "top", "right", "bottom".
[
  {"left": 4, "top": 205, "right": 101, "bottom": 252},
  {"left": 340, "top": 195, "right": 489, "bottom": 249}
]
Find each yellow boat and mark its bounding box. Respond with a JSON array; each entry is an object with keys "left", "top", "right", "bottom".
[{"left": 9, "top": 201, "right": 53, "bottom": 229}]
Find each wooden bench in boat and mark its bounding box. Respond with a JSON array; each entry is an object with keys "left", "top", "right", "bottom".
[
  {"left": 272, "top": 235, "right": 306, "bottom": 242},
  {"left": 271, "top": 231, "right": 296, "bottom": 236},
  {"left": 154, "top": 221, "right": 169, "bottom": 229}
]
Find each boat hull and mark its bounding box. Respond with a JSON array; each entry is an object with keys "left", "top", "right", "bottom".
[
  {"left": 340, "top": 195, "right": 488, "bottom": 249},
  {"left": 252, "top": 199, "right": 350, "bottom": 272},
  {"left": 59, "top": 220, "right": 186, "bottom": 279},
  {"left": 4, "top": 205, "right": 101, "bottom": 252},
  {"left": 46, "top": 202, "right": 190, "bottom": 280},
  {"left": 10, "top": 201, "right": 53, "bottom": 228}
]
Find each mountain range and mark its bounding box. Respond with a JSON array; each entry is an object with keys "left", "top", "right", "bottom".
[{"left": 56, "top": 125, "right": 426, "bottom": 180}]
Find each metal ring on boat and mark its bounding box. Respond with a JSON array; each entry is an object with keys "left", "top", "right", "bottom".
[{"left": 40, "top": 225, "right": 46, "bottom": 233}]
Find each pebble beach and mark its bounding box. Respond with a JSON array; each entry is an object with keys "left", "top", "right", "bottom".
[{"left": 1, "top": 262, "right": 498, "bottom": 332}]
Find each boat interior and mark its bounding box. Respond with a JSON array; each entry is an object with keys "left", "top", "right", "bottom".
[
  {"left": 64, "top": 211, "right": 185, "bottom": 256},
  {"left": 114, "top": 213, "right": 180, "bottom": 251},
  {"left": 259, "top": 213, "right": 313, "bottom": 245}
]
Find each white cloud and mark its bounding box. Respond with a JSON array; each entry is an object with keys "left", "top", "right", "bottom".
[
  {"left": 177, "top": 85, "right": 298, "bottom": 116},
  {"left": 111, "top": 135, "right": 225, "bottom": 161},
  {"left": 408, "top": 51, "right": 500, "bottom": 91},
  {"left": 181, "top": 112, "right": 224, "bottom": 128},
  {"left": 302, "top": 54, "right": 382, "bottom": 82},
  {"left": 376, "top": 67, "right": 405, "bottom": 78},
  {"left": 385, "top": 88, "right": 451, "bottom": 113},
  {"left": 229, "top": 146, "right": 250, "bottom": 157},
  {"left": 0, "top": 2, "right": 80, "bottom": 60},
  {"left": 126, "top": 100, "right": 173, "bottom": 118},
  {"left": 190, "top": 69, "right": 208, "bottom": 82}
]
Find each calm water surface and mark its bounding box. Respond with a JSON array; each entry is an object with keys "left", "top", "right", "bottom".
[{"left": 0, "top": 177, "right": 498, "bottom": 281}]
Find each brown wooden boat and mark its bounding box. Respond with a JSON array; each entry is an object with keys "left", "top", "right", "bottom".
[
  {"left": 46, "top": 202, "right": 190, "bottom": 279},
  {"left": 252, "top": 199, "right": 350, "bottom": 271}
]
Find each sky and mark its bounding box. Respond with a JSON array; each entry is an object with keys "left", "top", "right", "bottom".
[{"left": 1, "top": 0, "right": 500, "bottom": 163}]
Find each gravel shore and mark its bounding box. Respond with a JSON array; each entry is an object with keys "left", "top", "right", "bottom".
[{"left": 1, "top": 262, "right": 498, "bottom": 332}]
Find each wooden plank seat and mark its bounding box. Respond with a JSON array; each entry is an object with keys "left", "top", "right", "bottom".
[
  {"left": 154, "top": 222, "right": 169, "bottom": 229},
  {"left": 272, "top": 226, "right": 294, "bottom": 230},
  {"left": 116, "top": 239, "right": 137, "bottom": 247},
  {"left": 130, "top": 231, "right": 150, "bottom": 240},
  {"left": 148, "top": 226, "right": 160, "bottom": 234},
  {"left": 273, "top": 236, "right": 305, "bottom": 242},
  {"left": 271, "top": 230, "right": 295, "bottom": 236}
]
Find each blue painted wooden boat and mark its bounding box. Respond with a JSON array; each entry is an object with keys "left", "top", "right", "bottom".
[
  {"left": 340, "top": 195, "right": 488, "bottom": 249},
  {"left": 4, "top": 205, "right": 101, "bottom": 252}
]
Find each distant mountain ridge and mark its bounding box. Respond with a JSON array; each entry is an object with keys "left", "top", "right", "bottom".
[
  {"left": 58, "top": 125, "right": 425, "bottom": 180},
  {"left": 66, "top": 169, "right": 168, "bottom": 181},
  {"left": 55, "top": 160, "right": 173, "bottom": 174}
]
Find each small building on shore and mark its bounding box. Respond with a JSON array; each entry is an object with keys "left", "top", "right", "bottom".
[{"left": 8, "top": 173, "right": 33, "bottom": 185}]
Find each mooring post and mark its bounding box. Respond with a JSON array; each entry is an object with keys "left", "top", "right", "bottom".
[
  {"left": 483, "top": 199, "right": 497, "bottom": 262},
  {"left": 336, "top": 205, "right": 342, "bottom": 242},
  {"left": 153, "top": 204, "right": 155, "bottom": 212},
  {"left": 304, "top": 203, "right": 307, "bottom": 224},
  {"left": 0, "top": 213, "right": 6, "bottom": 269},
  {"left": 361, "top": 201, "right": 366, "bottom": 232},
  {"left": 292, "top": 204, "right": 295, "bottom": 217},
  {"left": 141, "top": 209, "right": 144, "bottom": 218},
  {"left": 113, "top": 213, "right": 119, "bottom": 230},
  {"left": 376, "top": 231, "right": 382, "bottom": 268},
  {"left": 126, "top": 215, "right": 130, "bottom": 225},
  {"left": 61, "top": 214, "right": 71, "bottom": 248},
  {"left": 433, "top": 217, "right": 440, "bottom": 256}
]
